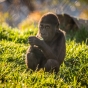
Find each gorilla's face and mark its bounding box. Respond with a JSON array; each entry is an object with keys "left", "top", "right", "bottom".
[{"left": 39, "top": 23, "right": 57, "bottom": 42}]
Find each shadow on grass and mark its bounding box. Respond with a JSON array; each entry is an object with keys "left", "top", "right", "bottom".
[{"left": 66, "top": 28, "right": 88, "bottom": 45}]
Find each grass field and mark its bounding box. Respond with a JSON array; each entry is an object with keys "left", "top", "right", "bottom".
[{"left": 0, "top": 24, "right": 88, "bottom": 88}]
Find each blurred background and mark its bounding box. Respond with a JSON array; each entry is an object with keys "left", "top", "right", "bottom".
[{"left": 0, "top": 0, "right": 88, "bottom": 31}]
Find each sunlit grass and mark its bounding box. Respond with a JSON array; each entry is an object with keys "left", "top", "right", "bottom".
[{"left": 0, "top": 24, "right": 88, "bottom": 87}]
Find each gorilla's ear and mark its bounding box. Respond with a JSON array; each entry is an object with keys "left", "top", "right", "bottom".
[{"left": 56, "top": 23, "right": 59, "bottom": 29}]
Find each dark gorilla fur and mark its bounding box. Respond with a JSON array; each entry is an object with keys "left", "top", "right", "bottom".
[
  {"left": 39, "top": 13, "right": 60, "bottom": 25},
  {"left": 25, "top": 12, "right": 66, "bottom": 73}
]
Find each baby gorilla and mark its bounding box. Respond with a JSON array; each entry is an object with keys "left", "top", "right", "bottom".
[{"left": 25, "top": 12, "right": 66, "bottom": 73}]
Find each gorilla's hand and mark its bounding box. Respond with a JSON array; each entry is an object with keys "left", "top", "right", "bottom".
[{"left": 28, "top": 36, "right": 43, "bottom": 47}]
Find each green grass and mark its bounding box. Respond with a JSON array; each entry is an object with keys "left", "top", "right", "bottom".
[{"left": 0, "top": 25, "right": 88, "bottom": 88}]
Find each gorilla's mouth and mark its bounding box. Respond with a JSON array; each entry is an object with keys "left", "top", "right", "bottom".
[{"left": 41, "top": 33, "right": 48, "bottom": 36}]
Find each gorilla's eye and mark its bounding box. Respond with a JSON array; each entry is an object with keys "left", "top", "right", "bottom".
[
  {"left": 40, "top": 24, "right": 43, "bottom": 29},
  {"left": 45, "top": 26, "right": 50, "bottom": 29}
]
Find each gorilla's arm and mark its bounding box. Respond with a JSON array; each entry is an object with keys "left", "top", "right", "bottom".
[
  {"left": 28, "top": 36, "right": 65, "bottom": 61},
  {"left": 40, "top": 41, "right": 58, "bottom": 60},
  {"left": 40, "top": 36, "right": 65, "bottom": 61},
  {"left": 28, "top": 36, "right": 57, "bottom": 60}
]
